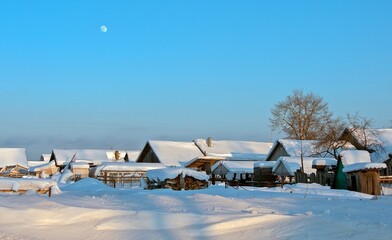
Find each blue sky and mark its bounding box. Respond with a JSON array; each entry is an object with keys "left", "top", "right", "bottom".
[{"left": 1, "top": 1, "right": 391, "bottom": 159}]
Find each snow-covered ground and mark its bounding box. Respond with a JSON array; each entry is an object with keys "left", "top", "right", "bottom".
[{"left": 1, "top": 179, "right": 392, "bottom": 240}]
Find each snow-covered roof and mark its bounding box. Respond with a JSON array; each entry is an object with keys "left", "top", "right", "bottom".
[
  {"left": 146, "top": 167, "right": 209, "bottom": 181},
  {"left": 254, "top": 161, "right": 276, "bottom": 168},
  {"left": 124, "top": 151, "right": 141, "bottom": 162},
  {"left": 278, "top": 139, "right": 323, "bottom": 157},
  {"left": 273, "top": 157, "right": 317, "bottom": 176},
  {"left": 343, "top": 162, "right": 387, "bottom": 173},
  {"left": 339, "top": 150, "right": 371, "bottom": 166},
  {"left": 40, "top": 154, "right": 52, "bottom": 162},
  {"left": 147, "top": 140, "right": 204, "bottom": 167},
  {"left": 211, "top": 160, "right": 256, "bottom": 174},
  {"left": 194, "top": 139, "right": 272, "bottom": 160},
  {"left": 339, "top": 150, "right": 387, "bottom": 173},
  {"left": 52, "top": 149, "right": 110, "bottom": 166},
  {"left": 71, "top": 162, "right": 90, "bottom": 168},
  {"left": 311, "top": 158, "right": 337, "bottom": 167},
  {"left": 348, "top": 128, "right": 392, "bottom": 163},
  {"left": 92, "top": 162, "right": 165, "bottom": 177},
  {"left": 29, "top": 161, "right": 57, "bottom": 173},
  {"left": 0, "top": 148, "right": 28, "bottom": 168}
]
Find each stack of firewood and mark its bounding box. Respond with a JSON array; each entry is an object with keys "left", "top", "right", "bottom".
[
  {"left": 147, "top": 174, "right": 208, "bottom": 191},
  {"left": 184, "top": 176, "right": 208, "bottom": 190}
]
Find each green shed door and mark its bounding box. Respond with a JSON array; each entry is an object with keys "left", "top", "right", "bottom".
[{"left": 333, "top": 160, "right": 348, "bottom": 189}]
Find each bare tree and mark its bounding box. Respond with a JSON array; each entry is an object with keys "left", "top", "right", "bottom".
[
  {"left": 270, "top": 90, "right": 333, "bottom": 140},
  {"left": 314, "top": 116, "right": 346, "bottom": 159},
  {"left": 315, "top": 113, "right": 382, "bottom": 158}
]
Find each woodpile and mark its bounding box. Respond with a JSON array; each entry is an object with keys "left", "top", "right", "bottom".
[{"left": 147, "top": 174, "right": 208, "bottom": 191}]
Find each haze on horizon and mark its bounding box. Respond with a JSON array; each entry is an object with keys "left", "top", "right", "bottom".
[{"left": 0, "top": 1, "right": 391, "bottom": 159}]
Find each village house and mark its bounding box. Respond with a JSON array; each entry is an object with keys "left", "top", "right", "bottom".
[
  {"left": 136, "top": 140, "right": 204, "bottom": 167},
  {"left": 186, "top": 138, "right": 273, "bottom": 174},
  {"left": 339, "top": 128, "right": 392, "bottom": 174}
]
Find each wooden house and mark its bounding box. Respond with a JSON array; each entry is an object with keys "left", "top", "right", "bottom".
[
  {"left": 187, "top": 139, "right": 273, "bottom": 174},
  {"left": 335, "top": 150, "right": 386, "bottom": 195},
  {"left": 339, "top": 128, "right": 392, "bottom": 175},
  {"left": 136, "top": 140, "right": 204, "bottom": 167},
  {"left": 0, "top": 148, "right": 29, "bottom": 178}
]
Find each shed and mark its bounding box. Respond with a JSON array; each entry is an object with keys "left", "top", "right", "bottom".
[
  {"left": 253, "top": 161, "right": 277, "bottom": 186},
  {"left": 272, "top": 157, "right": 316, "bottom": 176},
  {"left": 211, "top": 160, "right": 256, "bottom": 182},
  {"left": 311, "top": 158, "right": 337, "bottom": 186},
  {"left": 29, "top": 161, "right": 59, "bottom": 177},
  {"left": 71, "top": 162, "right": 90, "bottom": 179},
  {"left": 336, "top": 150, "right": 386, "bottom": 195},
  {"left": 92, "top": 162, "right": 165, "bottom": 188}
]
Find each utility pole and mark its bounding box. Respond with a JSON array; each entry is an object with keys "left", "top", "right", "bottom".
[{"left": 300, "top": 138, "right": 304, "bottom": 172}]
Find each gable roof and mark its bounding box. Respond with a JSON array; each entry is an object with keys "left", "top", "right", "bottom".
[
  {"left": 194, "top": 139, "right": 273, "bottom": 160},
  {"left": 40, "top": 154, "right": 52, "bottom": 162},
  {"left": 138, "top": 140, "right": 204, "bottom": 167},
  {"left": 124, "top": 151, "right": 141, "bottom": 162},
  {"left": 265, "top": 139, "right": 335, "bottom": 161},
  {"left": 51, "top": 149, "right": 109, "bottom": 166},
  {"left": 0, "top": 148, "right": 28, "bottom": 168},
  {"left": 341, "top": 128, "right": 392, "bottom": 163}
]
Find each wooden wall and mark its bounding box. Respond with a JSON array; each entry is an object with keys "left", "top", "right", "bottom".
[{"left": 346, "top": 170, "right": 381, "bottom": 195}]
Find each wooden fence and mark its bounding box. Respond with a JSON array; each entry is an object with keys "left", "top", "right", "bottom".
[{"left": 96, "top": 170, "right": 147, "bottom": 188}]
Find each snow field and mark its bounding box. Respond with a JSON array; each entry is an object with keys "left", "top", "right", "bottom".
[{"left": 0, "top": 179, "right": 392, "bottom": 240}]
